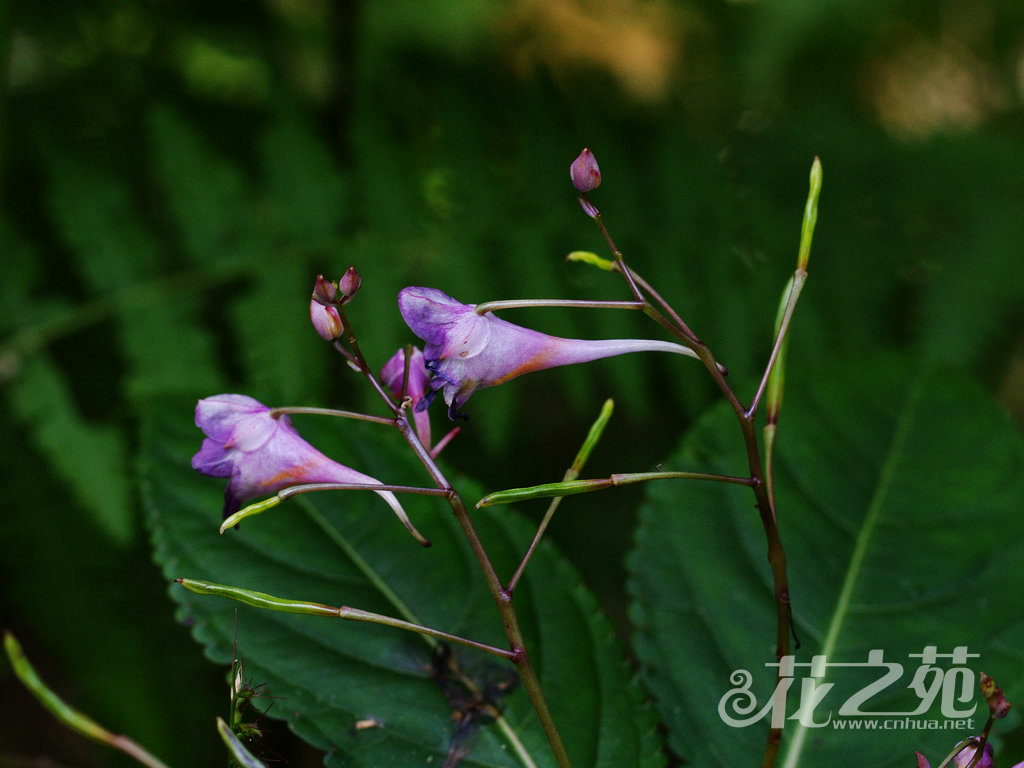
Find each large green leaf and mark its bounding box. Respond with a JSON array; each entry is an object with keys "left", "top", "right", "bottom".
[
  {"left": 7, "top": 353, "right": 133, "bottom": 545},
  {"left": 139, "top": 396, "right": 661, "bottom": 767},
  {"left": 628, "top": 358, "right": 1024, "bottom": 767}
]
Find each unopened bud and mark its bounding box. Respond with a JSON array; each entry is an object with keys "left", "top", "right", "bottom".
[
  {"left": 338, "top": 266, "right": 361, "bottom": 302},
  {"left": 310, "top": 275, "right": 343, "bottom": 341},
  {"left": 570, "top": 148, "right": 601, "bottom": 193},
  {"left": 312, "top": 274, "right": 337, "bottom": 304},
  {"left": 980, "top": 672, "right": 1011, "bottom": 719},
  {"left": 915, "top": 751, "right": 930, "bottom": 768}
]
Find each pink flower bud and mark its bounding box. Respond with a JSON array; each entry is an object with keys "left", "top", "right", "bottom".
[
  {"left": 338, "top": 266, "right": 361, "bottom": 302},
  {"left": 570, "top": 148, "right": 601, "bottom": 193},
  {"left": 312, "top": 273, "right": 337, "bottom": 304},
  {"left": 980, "top": 672, "right": 1011, "bottom": 719},
  {"left": 310, "top": 299, "right": 344, "bottom": 341},
  {"left": 310, "top": 275, "right": 344, "bottom": 341}
]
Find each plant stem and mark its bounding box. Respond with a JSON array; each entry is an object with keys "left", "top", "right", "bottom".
[
  {"left": 507, "top": 399, "right": 614, "bottom": 594},
  {"left": 474, "top": 298, "right": 642, "bottom": 315},
  {"left": 476, "top": 470, "right": 757, "bottom": 508},
  {"left": 175, "top": 579, "right": 514, "bottom": 660},
  {"left": 589, "top": 208, "right": 644, "bottom": 302},
  {"left": 335, "top": 305, "right": 400, "bottom": 412},
  {"left": 392, "top": 408, "right": 574, "bottom": 767},
  {"left": 688, "top": 338, "right": 793, "bottom": 768},
  {"left": 619, "top": 265, "right": 702, "bottom": 344},
  {"left": 599, "top": 226, "right": 794, "bottom": 768},
  {"left": 749, "top": 270, "right": 807, "bottom": 421},
  {"left": 270, "top": 405, "right": 395, "bottom": 426},
  {"left": 4, "top": 632, "right": 172, "bottom": 768}
]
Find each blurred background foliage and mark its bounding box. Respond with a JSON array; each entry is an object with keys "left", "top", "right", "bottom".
[{"left": 1, "top": 0, "right": 1023, "bottom": 765}]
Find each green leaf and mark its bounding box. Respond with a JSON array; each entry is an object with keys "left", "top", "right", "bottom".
[
  {"left": 259, "top": 110, "right": 348, "bottom": 245},
  {"left": 7, "top": 353, "right": 133, "bottom": 545},
  {"left": 41, "top": 137, "right": 224, "bottom": 402},
  {"left": 148, "top": 105, "right": 252, "bottom": 266},
  {"left": 628, "top": 357, "right": 1024, "bottom": 767},
  {"left": 139, "top": 397, "right": 661, "bottom": 767},
  {"left": 42, "top": 146, "right": 160, "bottom": 292}
]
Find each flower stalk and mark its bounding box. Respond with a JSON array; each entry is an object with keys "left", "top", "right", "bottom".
[
  {"left": 389, "top": 398, "right": 575, "bottom": 767},
  {"left": 570, "top": 150, "right": 822, "bottom": 768},
  {"left": 175, "top": 578, "right": 515, "bottom": 660},
  {"left": 476, "top": 468, "right": 758, "bottom": 508},
  {"left": 506, "top": 398, "right": 615, "bottom": 595},
  {"left": 329, "top": 298, "right": 577, "bottom": 766},
  {"left": 4, "top": 631, "right": 172, "bottom": 768}
]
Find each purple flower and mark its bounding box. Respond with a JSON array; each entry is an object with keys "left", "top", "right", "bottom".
[
  {"left": 397, "top": 286, "right": 698, "bottom": 418},
  {"left": 381, "top": 347, "right": 432, "bottom": 449},
  {"left": 192, "top": 394, "right": 427, "bottom": 544}
]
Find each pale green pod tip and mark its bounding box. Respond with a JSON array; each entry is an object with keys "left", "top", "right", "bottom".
[
  {"left": 798, "top": 157, "right": 822, "bottom": 272},
  {"left": 566, "top": 250, "right": 616, "bottom": 271},
  {"left": 220, "top": 495, "right": 282, "bottom": 533},
  {"left": 571, "top": 398, "right": 614, "bottom": 473}
]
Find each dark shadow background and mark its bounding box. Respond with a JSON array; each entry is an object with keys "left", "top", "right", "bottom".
[{"left": 2, "top": 1, "right": 1023, "bottom": 765}]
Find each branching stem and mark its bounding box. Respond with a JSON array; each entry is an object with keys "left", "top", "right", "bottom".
[
  {"left": 601, "top": 240, "right": 794, "bottom": 768},
  {"left": 389, "top": 406, "right": 574, "bottom": 767}
]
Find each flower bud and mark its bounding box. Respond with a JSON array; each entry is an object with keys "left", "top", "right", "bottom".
[
  {"left": 980, "top": 672, "right": 1011, "bottom": 719},
  {"left": 310, "top": 275, "right": 343, "bottom": 341},
  {"left": 570, "top": 148, "right": 601, "bottom": 193},
  {"left": 311, "top": 300, "right": 343, "bottom": 341},
  {"left": 338, "top": 266, "right": 361, "bottom": 303},
  {"left": 312, "top": 273, "right": 337, "bottom": 304}
]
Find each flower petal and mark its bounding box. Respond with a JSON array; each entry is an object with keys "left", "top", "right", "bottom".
[{"left": 195, "top": 394, "right": 270, "bottom": 443}]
